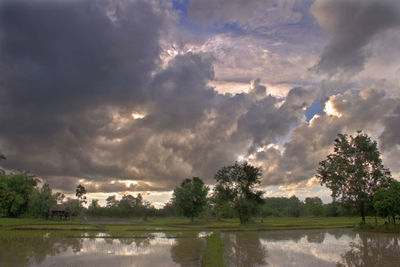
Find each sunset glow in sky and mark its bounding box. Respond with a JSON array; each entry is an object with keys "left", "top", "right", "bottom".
[{"left": 1, "top": 0, "right": 400, "bottom": 207}]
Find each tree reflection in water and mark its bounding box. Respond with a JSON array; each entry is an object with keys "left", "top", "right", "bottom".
[
  {"left": 0, "top": 232, "right": 82, "bottom": 267},
  {"left": 0, "top": 232, "right": 157, "bottom": 267},
  {"left": 337, "top": 233, "right": 400, "bottom": 267},
  {"left": 222, "top": 231, "right": 267, "bottom": 267},
  {"left": 170, "top": 232, "right": 206, "bottom": 267}
]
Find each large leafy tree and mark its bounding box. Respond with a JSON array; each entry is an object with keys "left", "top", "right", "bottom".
[
  {"left": 214, "top": 162, "right": 264, "bottom": 224},
  {"left": 28, "top": 183, "right": 57, "bottom": 218},
  {"left": 374, "top": 180, "right": 400, "bottom": 225},
  {"left": 317, "top": 132, "right": 392, "bottom": 223},
  {"left": 0, "top": 173, "right": 37, "bottom": 217},
  {"left": 172, "top": 177, "right": 208, "bottom": 222}
]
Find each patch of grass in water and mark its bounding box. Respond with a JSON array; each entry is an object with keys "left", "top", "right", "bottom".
[{"left": 202, "top": 232, "right": 225, "bottom": 267}]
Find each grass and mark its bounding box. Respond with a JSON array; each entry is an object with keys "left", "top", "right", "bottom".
[
  {"left": 0, "top": 218, "right": 84, "bottom": 226},
  {"left": 202, "top": 232, "right": 224, "bottom": 267},
  {"left": 0, "top": 216, "right": 388, "bottom": 236}
]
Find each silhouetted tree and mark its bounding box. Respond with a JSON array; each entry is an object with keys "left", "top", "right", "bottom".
[
  {"left": 106, "top": 195, "right": 118, "bottom": 208},
  {"left": 75, "top": 184, "right": 87, "bottom": 205}
]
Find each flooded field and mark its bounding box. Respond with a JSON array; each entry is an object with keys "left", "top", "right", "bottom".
[
  {"left": 0, "top": 229, "right": 399, "bottom": 266},
  {"left": 221, "top": 229, "right": 400, "bottom": 267}
]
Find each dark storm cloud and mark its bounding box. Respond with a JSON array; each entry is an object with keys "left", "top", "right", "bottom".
[
  {"left": 233, "top": 84, "right": 315, "bottom": 154},
  {"left": 311, "top": 0, "right": 400, "bottom": 76},
  {"left": 0, "top": 0, "right": 316, "bottom": 193},
  {"left": 0, "top": 0, "right": 162, "bottom": 182},
  {"left": 83, "top": 180, "right": 165, "bottom": 193},
  {"left": 7, "top": 0, "right": 399, "bottom": 197},
  {"left": 380, "top": 104, "right": 400, "bottom": 150}
]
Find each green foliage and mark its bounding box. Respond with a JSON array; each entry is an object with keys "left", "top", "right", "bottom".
[
  {"left": 317, "top": 131, "right": 392, "bottom": 223},
  {"left": 304, "top": 197, "right": 323, "bottom": 217},
  {"left": 64, "top": 199, "right": 83, "bottom": 217},
  {"left": 262, "top": 196, "right": 304, "bottom": 217},
  {"left": 322, "top": 202, "right": 340, "bottom": 217},
  {"left": 285, "top": 195, "right": 304, "bottom": 217},
  {"left": 214, "top": 162, "right": 264, "bottom": 224},
  {"left": 172, "top": 177, "right": 208, "bottom": 222},
  {"left": 0, "top": 173, "right": 38, "bottom": 217},
  {"left": 88, "top": 199, "right": 101, "bottom": 217},
  {"left": 157, "top": 201, "right": 176, "bottom": 217},
  {"left": 28, "top": 183, "right": 57, "bottom": 218},
  {"left": 374, "top": 180, "right": 400, "bottom": 224},
  {"left": 209, "top": 196, "right": 235, "bottom": 219},
  {"left": 89, "top": 193, "right": 155, "bottom": 218}
]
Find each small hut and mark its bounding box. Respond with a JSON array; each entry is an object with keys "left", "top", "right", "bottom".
[{"left": 49, "top": 204, "right": 70, "bottom": 220}]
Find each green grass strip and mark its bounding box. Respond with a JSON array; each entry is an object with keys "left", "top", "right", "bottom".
[{"left": 202, "top": 232, "right": 225, "bottom": 267}]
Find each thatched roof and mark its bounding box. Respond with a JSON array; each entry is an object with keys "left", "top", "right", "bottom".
[{"left": 49, "top": 204, "right": 66, "bottom": 212}]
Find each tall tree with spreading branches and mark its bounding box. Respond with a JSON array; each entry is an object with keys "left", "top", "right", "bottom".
[
  {"left": 214, "top": 162, "right": 264, "bottom": 224},
  {"left": 317, "top": 131, "right": 392, "bottom": 223}
]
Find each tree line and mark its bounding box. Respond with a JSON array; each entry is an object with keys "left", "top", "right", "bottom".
[
  {"left": 171, "top": 131, "right": 400, "bottom": 225},
  {"left": 1, "top": 131, "right": 399, "bottom": 225}
]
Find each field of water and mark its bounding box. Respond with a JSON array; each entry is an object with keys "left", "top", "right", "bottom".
[{"left": 1, "top": 229, "right": 399, "bottom": 266}]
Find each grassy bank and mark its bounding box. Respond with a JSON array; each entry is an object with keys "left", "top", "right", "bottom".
[{"left": 0, "top": 216, "right": 384, "bottom": 237}]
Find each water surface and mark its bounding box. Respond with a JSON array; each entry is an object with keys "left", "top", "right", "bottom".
[
  {"left": 1, "top": 229, "right": 399, "bottom": 266},
  {"left": 221, "top": 229, "right": 400, "bottom": 267},
  {"left": 0, "top": 232, "right": 206, "bottom": 267}
]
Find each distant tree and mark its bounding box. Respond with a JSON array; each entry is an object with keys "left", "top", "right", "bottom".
[
  {"left": 136, "top": 193, "right": 143, "bottom": 206},
  {"left": 28, "top": 183, "right": 57, "bottom": 218},
  {"left": 64, "top": 198, "right": 83, "bottom": 217},
  {"left": 0, "top": 153, "right": 6, "bottom": 175},
  {"left": 88, "top": 199, "right": 101, "bottom": 217},
  {"left": 89, "top": 199, "right": 100, "bottom": 209},
  {"left": 214, "top": 162, "right": 264, "bottom": 224},
  {"left": 374, "top": 180, "right": 400, "bottom": 225},
  {"left": 106, "top": 195, "right": 119, "bottom": 208},
  {"left": 75, "top": 184, "right": 87, "bottom": 205},
  {"left": 119, "top": 194, "right": 136, "bottom": 209},
  {"left": 305, "top": 197, "right": 323, "bottom": 217},
  {"left": 322, "top": 202, "right": 340, "bottom": 217},
  {"left": 285, "top": 195, "right": 304, "bottom": 217},
  {"left": 172, "top": 177, "right": 208, "bottom": 222},
  {"left": 158, "top": 201, "right": 176, "bottom": 217},
  {"left": 317, "top": 132, "right": 392, "bottom": 223}
]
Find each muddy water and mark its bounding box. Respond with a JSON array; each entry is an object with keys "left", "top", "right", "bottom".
[
  {"left": 1, "top": 229, "right": 399, "bottom": 267},
  {"left": 221, "top": 229, "right": 400, "bottom": 267}
]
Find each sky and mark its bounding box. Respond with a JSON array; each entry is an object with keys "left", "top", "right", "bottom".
[{"left": 0, "top": 0, "right": 400, "bottom": 207}]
